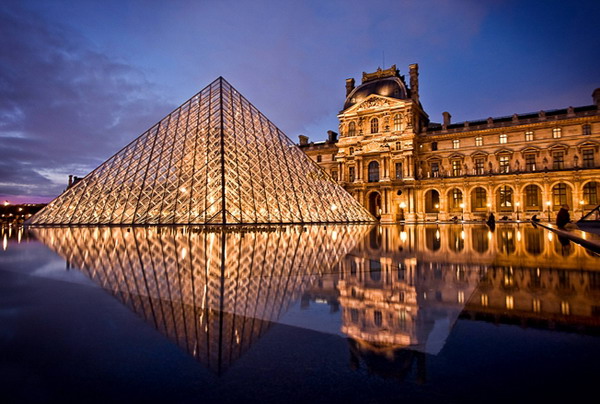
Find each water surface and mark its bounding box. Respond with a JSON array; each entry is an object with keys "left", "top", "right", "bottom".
[{"left": 1, "top": 224, "right": 599, "bottom": 403}]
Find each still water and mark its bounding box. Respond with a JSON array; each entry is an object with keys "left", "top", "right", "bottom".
[{"left": 1, "top": 224, "right": 599, "bottom": 403}]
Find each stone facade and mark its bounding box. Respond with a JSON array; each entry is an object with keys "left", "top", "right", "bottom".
[{"left": 299, "top": 64, "right": 600, "bottom": 223}]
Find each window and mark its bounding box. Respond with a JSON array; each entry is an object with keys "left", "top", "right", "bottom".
[
  {"left": 451, "top": 188, "right": 463, "bottom": 209},
  {"left": 316, "top": 155, "right": 322, "bottom": 163},
  {"left": 394, "top": 114, "right": 401, "bottom": 131},
  {"left": 561, "top": 301, "right": 570, "bottom": 316},
  {"left": 533, "top": 299, "right": 541, "bottom": 313},
  {"left": 506, "top": 296, "right": 514, "bottom": 310},
  {"left": 348, "top": 166, "right": 355, "bottom": 182},
  {"left": 348, "top": 122, "right": 356, "bottom": 137},
  {"left": 374, "top": 310, "right": 383, "bottom": 327},
  {"left": 499, "top": 134, "right": 507, "bottom": 144},
  {"left": 583, "top": 182, "right": 598, "bottom": 205},
  {"left": 552, "top": 151, "right": 564, "bottom": 169},
  {"left": 396, "top": 141, "right": 402, "bottom": 150},
  {"left": 583, "top": 124, "right": 591, "bottom": 135},
  {"left": 474, "top": 187, "right": 487, "bottom": 208},
  {"left": 525, "top": 131, "right": 534, "bottom": 141},
  {"left": 395, "top": 162, "right": 403, "bottom": 179},
  {"left": 431, "top": 142, "right": 438, "bottom": 151},
  {"left": 583, "top": 149, "right": 595, "bottom": 168},
  {"left": 368, "top": 161, "right": 379, "bottom": 182},
  {"left": 553, "top": 183, "right": 568, "bottom": 206},
  {"left": 431, "top": 162, "right": 439, "bottom": 177},
  {"left": 453, "top": 139, "right": 460, "bottom": 149},
  {"left": 552, "top": 127, "right": 562, "bottom": 139},
  {"left": 475, "top": 158, "right": 485, "bottom": 175},
  {"left": 499, "top": 155, "right": 510, "bottom": 173},
  {"left": 525, "top": 154, "right": 536, "bottom": 171},
  {"left": 350, "top": 308, "right": 359, "bottom": 323},
  {"left": 481, "top": 294, "right": 489, "bottom": 307},
  {"left": 370, "top": 118, "right": 379, "bottom": 134},
  {"left": 331, "top": 170, "right": 338, "bottom": 181},
  {"left": 499, "top": 185, "right": 513, "bottom": 208},
  {"left": 475, "top": 136, "right": 483, "bottom": 146},
  {"left": 525, "top": 185, "right": 540, "bottom": 207},
  {"left": 349, "top": 147, "right": 354, "bottom": 155},
  {"left": 452, "top": 160, "right": 462, "bottom": 176}
]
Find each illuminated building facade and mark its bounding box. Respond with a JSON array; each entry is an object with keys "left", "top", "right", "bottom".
[{"left": 300, "top": 64, "right": 600, "bottom": 223}]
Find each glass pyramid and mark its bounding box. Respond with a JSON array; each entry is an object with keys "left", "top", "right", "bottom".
[{"left": 29, "top": 77, "right": 373, "bottom": 225}]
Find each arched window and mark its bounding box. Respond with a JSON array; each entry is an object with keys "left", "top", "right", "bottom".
[
  {"left": 525, "top": 185, "right": 541, "bottom": 209},
  {"left": 449, "top": 188, "right": 463, "bottom": 211},
  {"left": 583, "top": 181, "right": 598, "bottom": 205},
  {"left": 368, "top": 161, "right": 380, "bottom": 182},
  {"left": 552, "top": 183, "right": 568, "bottom": 206},
  {"left": 370, "top": 118, "right": 379, "bottom": 134},
  {"left": 472, "top": 187, "right": 487, "bottom": 210},
  {"left": 498, "top": 186, "right": 513, "bottom": 209},
  {"left": 425, "top": 190, "right": 440, "bottom": 213},
  {"left": 348, "top": 122, "right": 356, "bottom": 137},
  {"left": 393, "top": 114, "right": 401, "bottom": 131}
]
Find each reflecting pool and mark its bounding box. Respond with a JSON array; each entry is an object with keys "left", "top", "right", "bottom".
[{"left": 1, "top": 224, "right": 600, "bottom": 402}]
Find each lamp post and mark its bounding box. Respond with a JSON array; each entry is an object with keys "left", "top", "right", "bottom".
[
  {"left": 580, "top": 200, "right": 585, "bottom": 219},
  {"left": 546, "top": 201, "right": 552, "bottom": 222},
  {"left": 515, "top": 201, "right": 520, "bottom": 221},
  {"left": 434, "top": 203, "right": 439, "bottom": 222},
  {"left": 399, "top": 201, "right": 406, "bottom": 222},
  {"left": 460, "top": 203, "right": 465, "bottom": 221}
]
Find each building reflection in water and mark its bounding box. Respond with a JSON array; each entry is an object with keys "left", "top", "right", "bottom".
[
  {"left": 303, "top": 224, "right": 600, "bottom": 381},
  {"left": 32, "top": 223, "right": 600, "bottom": 378}
]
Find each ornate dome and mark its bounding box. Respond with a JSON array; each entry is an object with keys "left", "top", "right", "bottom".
[{"left": 344, "top": 76, "right": 409, "bottom": 110}]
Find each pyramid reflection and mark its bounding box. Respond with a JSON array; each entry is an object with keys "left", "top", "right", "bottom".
[{"left": 33, "top": 225, "right": 371, "bottom": 373}]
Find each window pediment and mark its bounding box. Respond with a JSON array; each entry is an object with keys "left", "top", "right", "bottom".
[
  {"left": 494, "top": 148, "right": 514, "bottom": 156},
  {"left": 548, "top": 143, "right": 569, "bottom": 155},
  {"left": 448, "top": 152, "right": 465, "bottom": 160},
  {"left": 520, "top": 146, "right": 541, "bottom": 157},
  {"left": 576, "top": 140, "right": 600, "bottom": 152},
  {"left": 471, "top": 150, "right": 489, "bottom": 158}
]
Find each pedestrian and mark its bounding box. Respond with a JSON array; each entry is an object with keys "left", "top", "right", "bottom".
[{"left": 556, "top": 204, "right": 570, "bottom": 228}]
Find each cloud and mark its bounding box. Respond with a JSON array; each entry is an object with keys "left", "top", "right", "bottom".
[{"left": 0, "top": 4, "right": 172, "bottom": 201}]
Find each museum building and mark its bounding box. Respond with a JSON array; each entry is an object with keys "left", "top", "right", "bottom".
[{"left": 299, "top": 64, "right": 600, "bottom": 223}]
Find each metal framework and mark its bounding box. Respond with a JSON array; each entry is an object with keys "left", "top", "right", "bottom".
[
  {"left": 32, "top": 225, "right": 371, "bottom": 372},
  {"left": 29, "top": 77, "right": 373, "bottom": 225}
]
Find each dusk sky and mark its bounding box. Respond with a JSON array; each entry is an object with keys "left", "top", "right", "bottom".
[{"left": 1, "top": 0, "right": 599, "bottom": 203}]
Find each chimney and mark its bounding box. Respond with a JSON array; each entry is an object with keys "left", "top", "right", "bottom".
[
  {"left": 409, "top": 63, "right": 419, "bottom": 103},
  {"left": 68, "top": 175, "right": 73, "bottom": 188},
  {"left": 593, "top": 88, "right": 600, "bottom": 108},
  {"left": 442, "top": 112, "right": 451, "bottom": 130},
  {"left": 327, "top": 130, "right": 338, "bottom": 143},
  {"left": 298, "top": 135, "right": 309, "bottom": 146},
  {"left": 345, "top": 78, "right": 355, "bottom": 97}
]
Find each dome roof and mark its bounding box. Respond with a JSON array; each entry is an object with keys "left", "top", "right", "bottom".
[{"left": 344, "top": 76, "right": 408, "bottom": 110}]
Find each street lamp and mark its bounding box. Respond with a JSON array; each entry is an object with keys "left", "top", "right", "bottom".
[
  {"left": 546, "top": 201, "right": 552, "bottom": 222},
  {"left": 580, "top": 200, "right": 585, "bottom": 219},
  {"left": 515, "top": 201, "right": 520, "bottom": 221},
  {"left": 434, "top": 203, "right": 439, "bottom": 221},
  {"left": 459, "top": 203, "right": 465, "bottom": 221},
  {"left": 399, "top": 201, "right": 406, "bottom": 221}
]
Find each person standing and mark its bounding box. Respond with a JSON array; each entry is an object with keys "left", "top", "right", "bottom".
[{"left": 556, "top": 204, "right": 570, "bottom": 228}]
